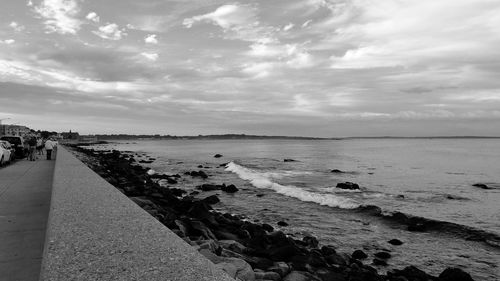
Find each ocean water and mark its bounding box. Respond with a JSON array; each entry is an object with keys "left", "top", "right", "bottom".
[{"left": 89, "top": 138, "right": 500, "bottom": 280}]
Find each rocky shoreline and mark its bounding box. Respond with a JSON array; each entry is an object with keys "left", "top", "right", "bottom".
[{"left": 66, "top": 143, "right": 475, "bottom": 281}]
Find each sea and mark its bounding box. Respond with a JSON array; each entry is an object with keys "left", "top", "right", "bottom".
[{"left": 87, "top": 138, "right": 500, "bottom": 280}]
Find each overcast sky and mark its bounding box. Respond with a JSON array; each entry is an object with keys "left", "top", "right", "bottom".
[{"left": 1, "top": 0, "right": 499, "bottom": 137}]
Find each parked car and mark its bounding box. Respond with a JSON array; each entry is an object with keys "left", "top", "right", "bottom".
[
  {"left": 0, "top": 140, "right": 15, "bottom": 162},
  {"left": 0, "top": 136, "right": 26, "bottom": 158},
  {"left": 0, "top": 141, "right": 12, "bottom": 166}
]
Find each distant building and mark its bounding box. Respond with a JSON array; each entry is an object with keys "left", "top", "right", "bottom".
[
  {"left": 0, "top": 125, "right": 30, "bottom": 137},
  {"left": 61, "top": 130, "right": 80, "bottom": 140}
]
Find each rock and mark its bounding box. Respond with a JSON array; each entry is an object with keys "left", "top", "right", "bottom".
[
  {"left": 189, "top": 220, "right": 217, "bottom": 240},
  {"left": 438, "top": 267, "right": 474, "bottom": 281},
  {"left": 190, "top": 170, "right": 208, "bottom": 179},
  {"left": 316, "top": 269, "right": 346, "bottom": 281},
  {"left": 303, "top": 236, "right": 318, "bottom": 248},
  {"left": 320, "top": 246, "right": 336, "bottom": 256},
  {"left": 374, "top": 251, "right": 391, "bottom": 259},
  {"left": 283, "top": 159, "right": 297, "bottom": 162},
  {"left": 256, "top": 193, "right": 265, "bottom": 197},
  {"left": 203, "top": 195, "right": 220, "bottom": 205},
  {"left": 221, "top": 184, "right": 239, "bottom": 193},
  {"left": 269, "top": 245, "right": 301, "bottom": 261},
  {"left": 220, "top": 257, "right": 255, "bottom": 281},
  {"left": 472, "top": 183, "right": 491, "bottom": 189},
  {"left": 197, "top": 239, "right": 220, "bottom": 254},
  {"left": 268, "top": 262, "right": 291, "bottom": 278},
  {"left": 372, "top": 258, "right": 387, "bottom": 266},
  {"left": 255, "top": 271, "right": 281, "bottom": 281},
  {"left": 352, "top": 250, "right": 368, "bottom": 260},
  {"left": 389, "top": 266, "right": 432, "bottom": 281},
  {"left": 198, "top": 165, "right": 203, "bottom": 168},
  {"left": 336, "top": 182, "right": 360, "bottom": 190},
  {"left": 219, "top": 240, "right": 247, "bottom": 254},
  {"left": 388, "top": 239, "right": 403, "bottom": 245},
  {"left": 325, "top": 253, "right": 349, "bottom": 266},
  {"left": 262, "top": 223, "right": 274, "bottom": 232},
  {"left": 197, "top": 184, "right": 221, "bottom": 191},
  {"left": 216, "top": 262, "right": 237, "bottom": 279},
  {"left": 277, "top": 221, "right": 289, "bottom": 227},
  {"left": 331, "top": 169, "right": 345, "bottom": 173},
  {"left": 130, "top": 196, "right": 155, "bottom": 208},
  {"left": 283, "top": 271, "right": 321, "bottom": 281},
  {"left": 214, "top": 154, "right": 223, "bottom": 158}
]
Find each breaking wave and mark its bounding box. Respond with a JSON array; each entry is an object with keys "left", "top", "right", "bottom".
[{"left": 226, "top": 162, "right": 360, "bottom": 209}]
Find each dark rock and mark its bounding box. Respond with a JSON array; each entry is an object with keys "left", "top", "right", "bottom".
[
  {"left": 472, "top": 183, "right": 491, "bottom": 189},
  {"left": 198, "top": 165, "right": 203, "bottom": 168},
  {"left": 352, "top": 250, "right": 368, "bottom": 260},
  {"left": 269, "top": 245, "right": 301, "bottom": 261},
  {"left": 262, "top": 223, "right": 274, "bottom": 232},
  {"left": 284, "top": 159, "right": 297, "bottom": 162},
  {"left": 197, "top": 184, "right": 221, "bottom": 191},
  {"left": 325, "top": 253, "right": 349, "bottom": 266},
  {"left": 438, "top": 267, "right": 474, "bottom": 281},
  {"left": 390, "top": 266, "right": 433, "bottom": 281},
  {"left": 331, "top": 169, "right": 345, "bottom": 173},
  {"left": 336, "top": 182, "right": 360, "bottom": 190},
  {"left": 388, "top": 239, "right": 403, "bottom": 245},
  {"left": 320, "top": 246, "right": 336, "bottom": 256},
  {"left": 303, "top": 236, "right": 319, "bottom": 248},
  {"left": 189, "top": 170, "right": 208, "bottom": 179},
  {"left": 372, "top": 258, "right": 387, "bottom": 266},
  {"left": 203, "top": 195, "right": 220, "bottom": 205},
  {"left": 214, "top": 154, "right": 223, "bottom": 158},
  {"left": 283, "top": 271, "right": 321, "bottom": 281},
  {"left": 221, "top": 184, "right": 239, "bottom": 193},
  {"left": 277, "top": 221, "right": 289, "bottom": 227},
  {"left": 374, "top": 252, "right": 391, "bottom": 259},
  {"left": 256, "top": 193, "right": 265, "bottom": 197}
]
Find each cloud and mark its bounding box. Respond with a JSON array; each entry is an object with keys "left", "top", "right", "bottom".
[
  {"left": 1, "top": 39, "right": 15, "bottom": 45},
  {"left": 9, "top": 22, "right": 25, "bottom": 32},
  {"left": 283, "top": 23, "right": 294, "bottom": 31},
  {"left": 144, "top": 34, "right": 158, "bottom": 44},
  {"left": 93, "top": 23, "right": 125, "bottom": 40},
  {"left": 141, "top": 52, "right": 159, "bottom": 61},
  {"left": 85, "top": 12, "right": 100, "bottom": 23},
  {"left": 33, "top": 0, "right": 82, "bottom": 34}
]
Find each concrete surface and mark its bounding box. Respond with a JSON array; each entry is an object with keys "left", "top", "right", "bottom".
[
  {"left": 0, "top": 157, "right": 55, "bottom": 281},
  {"left": 40, "top": 147, "right": 234, "bottom": 281}
]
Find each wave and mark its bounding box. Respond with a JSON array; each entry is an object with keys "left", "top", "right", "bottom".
[{"left": 226, "top": 162, "right": 360, "bottom": 209}]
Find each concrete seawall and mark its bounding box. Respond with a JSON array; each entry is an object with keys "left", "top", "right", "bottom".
[{"left": 40, "top": 147, "right": 234, "bottom": 281}]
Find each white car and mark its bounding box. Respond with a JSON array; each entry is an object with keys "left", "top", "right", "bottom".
[{"left": 0, "top": 141, "right": 13, "bottom": 166}]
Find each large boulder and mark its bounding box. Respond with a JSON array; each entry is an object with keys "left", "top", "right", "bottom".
[
  {"left": 219, "top": 257, "right": 255, "bottom": 281},
  {"left": 438, "top": 268, "right": 474, "bottom": 281},
  {"left": 336, "top": 182, "right": 360, "bottom": 190},
  {"left": 221, "top": 184, "right": 239, "bottom": 193}
]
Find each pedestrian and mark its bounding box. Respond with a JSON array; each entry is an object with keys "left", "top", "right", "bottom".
[
  {"left": 28, "top": 136, "right": 37, "bottom": 161},
  {"left": 45, "top": 138, "right": 55, "bottom": 160},
  {"left": 36, "top": 138, "right": 43, "bottom": 155}
]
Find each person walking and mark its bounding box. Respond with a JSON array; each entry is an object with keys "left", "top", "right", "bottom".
[
  {"left": 36, "top": 138, "right": 43, "bottom": 155},
  {"left": 28, "top": 136, "right": 37, "bottom": 161},
  {"left": 45, "top": 138, "right": 55, "bottom": 160}
]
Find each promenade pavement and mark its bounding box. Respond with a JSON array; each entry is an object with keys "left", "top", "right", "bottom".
[{"left": 0, "top": 156, "right": 55, "bottom": 281}]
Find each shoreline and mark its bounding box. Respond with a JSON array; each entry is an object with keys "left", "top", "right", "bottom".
[{"left": 66, "top": 143, "right": 477, "bottom": 281}]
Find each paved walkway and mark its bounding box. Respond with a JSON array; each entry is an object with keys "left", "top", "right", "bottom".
[{"left": 0, "top": 157, "right": 55, "bottom": 281}]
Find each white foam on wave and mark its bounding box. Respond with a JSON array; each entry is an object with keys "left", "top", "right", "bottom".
[{"left": 226, "top": 162, "right": 360, "bottom": 209}]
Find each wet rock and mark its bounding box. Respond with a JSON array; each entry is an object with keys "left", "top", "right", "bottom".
[
  {"left": 189, "top": 170, "right": 208, "bottom": 179},
  {"left": 388, "top": 239, "right": 403, "bottom": 245},
  {"left": 277, "top": 221, "right": 289, "bottom": 227},
  {"left": 262, "top": 223, "right": 274, "bottom": 232},
  {"left": 214, "top": 154, "right": 223, "bottom": 158},
  {"left": 268, "top": 262, "right": 291, "bottom": 278},
  {"left": 269, "top": 245, "right": 301, "bottom": 261},
  {"left": 256, "top": 193, "right": 265, "bottom": 197},
  {"left": 198, "top": 165, "right": 203, "bottom": 168},
  {"left": 331, "top": 169, "right": 345, "bottom": 173},
  {"left": 389, "top": 266, "right": 433, "bottom": 281},
  {"left": 283, "top": 159, "right": 297, "bottom": 162},
  {"left": 438, "top": 267, "right": 474, "bottom": 281},
  {"left": 336, "top": 182, "right": 360, "bottom": 190},
  {"left": 472, "top": 183, "right": 491, "bottom": 189},
  {"left": 202, "top": 195, "right": 220, "bottom": 205},
  {"left": 197, "top": 184, "right": 221, "bottom": 191},
  {"left": 325, "top": 253, "right": 349, "bottom": 266},
  {"left": 303, "top": 236, "right": 318, "bottom": 248},
  {"left": 254, "top": 271, "right": 281, "bottom": 281},
  {"left": 352, "top": 250, "right": 368, "bottom": 260},
  {"left": 221, "top": 184, "right": 239, "bottom": 193},
  {"left": 320, "top": 246, "right": 336, "bottom": 256},
  {"left": 372, "top": 258, "right": 387, "bottom": 266},
  {"left": 219, "top": 240, "right": 247, "bottom": 254},
  {"left": 374, "top": 252, "right": 391, "bottom": 259}
]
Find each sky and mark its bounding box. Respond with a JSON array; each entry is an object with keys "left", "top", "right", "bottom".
[{"left": 1, "top": 0, "right": 499, "bottom": 137}]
